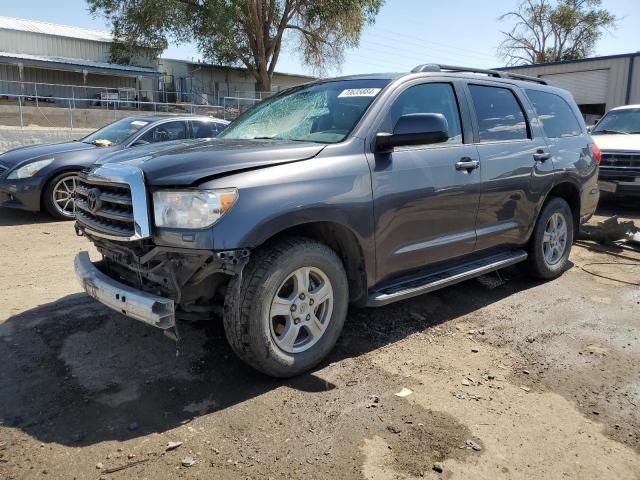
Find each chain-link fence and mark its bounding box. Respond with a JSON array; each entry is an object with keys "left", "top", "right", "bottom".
[
  {"left": 0, "top": 78, "right": 274, "bottom": 107},
  {"left": 221, "top": 96, "right": 261, "bottom": 120},
  {"left": 0, "top": 92, "right": 262, "bottom": 133}
]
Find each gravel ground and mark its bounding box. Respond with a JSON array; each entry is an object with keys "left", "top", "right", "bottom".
[{"left": 0, "top": 198, "right": 638, "bottom": 480}]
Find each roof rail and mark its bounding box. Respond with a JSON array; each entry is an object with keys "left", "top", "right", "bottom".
[
  {"left": 499, "top": 71, "right": 548, "bottom": 85},
  {"left": 411, "top": 64, "right": 547, "bottom": 85}
]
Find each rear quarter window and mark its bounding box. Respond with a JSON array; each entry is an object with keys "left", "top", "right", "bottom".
[{"left": 526, "top": 90, "right": 582, "bottom": 138}]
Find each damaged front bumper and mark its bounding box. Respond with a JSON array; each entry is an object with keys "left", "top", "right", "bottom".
[{"left": 74, "top": 251, "right": 176, "bottom": 329}]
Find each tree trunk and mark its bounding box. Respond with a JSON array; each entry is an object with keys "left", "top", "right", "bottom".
[{"left": 255, "top": 66, "right": 272, "bottom": 94}]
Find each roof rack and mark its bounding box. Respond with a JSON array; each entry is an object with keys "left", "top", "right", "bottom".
[{"left": 411, "top": 64, "right": 548, "bottom": 85}]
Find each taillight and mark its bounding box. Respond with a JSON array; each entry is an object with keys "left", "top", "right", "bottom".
[{"left": 591, "top": 143, "right": 602, "bottom": 164}]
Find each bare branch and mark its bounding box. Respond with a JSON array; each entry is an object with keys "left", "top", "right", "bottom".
[{"left": 498, "top": 0, "right": 617, "bottom": 64}]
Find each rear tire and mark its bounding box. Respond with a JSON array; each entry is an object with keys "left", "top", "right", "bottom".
[
  {"left": 43, "top": 171, "right": 81, "bottom": 220},
  {"left": 527, "top": 197, "right": 574, "bottom": 279},
  {"left": 223, "top": 237, "right": 348, "bottom": 377}
]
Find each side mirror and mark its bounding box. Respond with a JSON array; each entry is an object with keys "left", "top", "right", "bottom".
[
  {"left": 375, "top": 113, "right": 449, "bottom": 153},
  {"left": 132, "top": 139, "right": 150, "bottom": 147}
]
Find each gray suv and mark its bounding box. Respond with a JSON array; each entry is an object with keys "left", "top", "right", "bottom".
[{"left": 73, "top": 64, "right": 600, "bottom": 377}]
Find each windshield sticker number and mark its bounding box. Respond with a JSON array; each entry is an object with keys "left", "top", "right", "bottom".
[
  {"left": 338, "top": 88, "right": 381, "bottom": 98},
  {"left": 131, "top": 121, "right": 149, "bottom": 127}
]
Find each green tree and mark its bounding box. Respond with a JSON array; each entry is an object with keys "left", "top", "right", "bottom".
[
  {"left": 88, "top": 0, "right": 384, "bottom": 91},
  {"left": 498, "top": 0, "right": 617, "bottom": 65}
]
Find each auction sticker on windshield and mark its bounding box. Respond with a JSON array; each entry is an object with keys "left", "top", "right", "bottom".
[
  {"left": 338, "top": 88, "right": 381, "bottom": 98},
  {"left": 131, "top": 121, "right": 149, "bottom": 127}
]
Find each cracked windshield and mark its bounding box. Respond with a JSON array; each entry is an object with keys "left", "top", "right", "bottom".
[{"left": 218, "top": 80, "right": 390, "bottom": 143}]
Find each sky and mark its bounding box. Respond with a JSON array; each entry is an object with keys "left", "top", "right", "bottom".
[{"left": 2, "top": 0, "right": 639, "bottom": 76}]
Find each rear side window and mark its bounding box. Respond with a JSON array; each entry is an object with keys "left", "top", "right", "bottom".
[
  {"left": 385, "top": 83, "right": 463, "bottom": 145},
  {"left": 526, "top": 90, "right": 582, "bottom": 138},
  {"left": 469, "top": 85, "right": 529, "bottom": 142},
  {"left": 192, "top": 120, "right": 225, "bottom": 138}
]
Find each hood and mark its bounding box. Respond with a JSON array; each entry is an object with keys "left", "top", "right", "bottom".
[
  {"left": 591, "top": 134, "right": 640, "bottom": 152},
  {"left": 105, "top": 138, "right": 327, "bottom": 186},
  {"left": 0, "top": 141, "right": 117, "bottom": 170}
]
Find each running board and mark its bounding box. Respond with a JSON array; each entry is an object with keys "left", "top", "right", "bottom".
[{"left": 368, "top": 249, "right": 528, "bottom": 306}]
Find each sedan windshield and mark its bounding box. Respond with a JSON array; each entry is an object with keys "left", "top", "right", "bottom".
[
  {"left": 592, "top": 108, "right": 640, "bottom": 135},
  {"left": 218, "top": 79, "right": 390, "bottom": 144},
  {"left": 82, "top": 118, "right": 151, "bottom": 146}
]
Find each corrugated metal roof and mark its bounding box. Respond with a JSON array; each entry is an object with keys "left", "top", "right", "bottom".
[
  {"left": 496, "top": 52, "right": 639, "bottom": 71},
  {"left": 0, "top": 52, "right": 159, "bottom": 76},
  {"left": 0, "top": 16, "right": 113, "bottom": 43}
]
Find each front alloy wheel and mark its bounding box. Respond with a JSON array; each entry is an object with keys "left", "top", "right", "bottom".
[
  {"left": 223, "top": 237, "right": 349, "bottom": 377},
  {"left": 270, "top": 267, "right": 334, "bottom": 354}
]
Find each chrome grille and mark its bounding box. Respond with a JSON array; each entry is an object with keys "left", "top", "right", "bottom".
[
  {"left": 74, "top": 164, "right": 151, "bottom": 241},
  {"left": 76, "top": 178, "right": 135, "bottom": 238},
  {"left": 600, "top": 152, "right": 640, "bottom": 170}
]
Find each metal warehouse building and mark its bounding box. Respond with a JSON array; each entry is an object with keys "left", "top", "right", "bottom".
[
  {"left": 157, "top": 58, "right": 314, "bottom": 104},
  {"left": 0, "top": 16, "right": 159, "bottom": 101},
  {"left": 0, "top": 16, "right": 313, "bottom": 105},
  {"left": 497, "top": 52, "right": 640, "bottom": 124}
]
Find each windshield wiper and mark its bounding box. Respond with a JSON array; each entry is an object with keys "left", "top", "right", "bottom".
[
  {"left": 593, "top": 129, "right": 629, "bottom": 135},
  {"left": 251, "top": 136, "right": 320, "bottom": 144}
]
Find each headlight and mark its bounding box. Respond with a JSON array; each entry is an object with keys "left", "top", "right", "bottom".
[
  {"left": 7, "top": 158, "right": 54, "bottom": 179},
  {"left": 153, "top": 189, "right": 238, "bottom": 229}
]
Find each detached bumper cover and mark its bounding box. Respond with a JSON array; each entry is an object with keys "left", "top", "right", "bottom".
[{"left": 74, "top": 251, "right": 175, "bottom": 329}]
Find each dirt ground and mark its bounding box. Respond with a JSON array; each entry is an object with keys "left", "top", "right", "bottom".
[{"left": 0, "top": 198, "right": 638, "bottom": 480}]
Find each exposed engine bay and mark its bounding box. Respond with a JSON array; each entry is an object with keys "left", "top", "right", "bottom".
[{"left": 87, "top": 233, "right": 249, "bottom": 321}]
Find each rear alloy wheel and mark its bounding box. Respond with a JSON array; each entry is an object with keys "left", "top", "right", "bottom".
[
  {"left": 223, "top": 237, "right": 348, "bottom": 377},
  {"left": 542, "top": 212, "right": 568, "bottom": 266},
  {"left": 43, "top": 172, "right": 81, "bottom": 219},
  {"left": 527, "top": 197, "right": 574, "bottom": 279}
]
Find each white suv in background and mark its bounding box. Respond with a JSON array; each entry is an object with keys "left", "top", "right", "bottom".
[{"left": 591, "top": 105, "right": 640, "bottom": 197}]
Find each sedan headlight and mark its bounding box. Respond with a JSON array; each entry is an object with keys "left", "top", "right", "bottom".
[
  {"left": 7, "top": 158, "right": 54, "bottom": 179},
  {"left": 153, "top": 189, "right": 238, "bottom": 229}
]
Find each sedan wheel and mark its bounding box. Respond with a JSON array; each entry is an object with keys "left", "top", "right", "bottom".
[{"left": 43, "top": 172, "right": 81, "bottom": 219}]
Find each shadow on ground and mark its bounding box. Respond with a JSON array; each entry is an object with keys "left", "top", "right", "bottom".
[
  {"left": 596, "top": 196, "right": 640, "bottom": 221},
  {"left": 0, "top": 264, "right": 543, "bottom": 448},
  {"left": 0, "top": 207, "right": 63, "bottom": 227}
]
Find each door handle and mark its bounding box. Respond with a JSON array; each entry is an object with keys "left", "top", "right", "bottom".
[
  {"left": 534, "top": 150, "right": 551, "bottom": 162},
  {"left": 455, "top": 158, "right": 480, "bottom": 171}
]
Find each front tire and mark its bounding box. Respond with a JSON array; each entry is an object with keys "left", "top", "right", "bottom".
[
  {"left": 223, "top": 237, "right": 349, "bottom": 377},
  {"left": 43, "top": 171, "right": 81, "bottom": 219},
  {"left": 527, "top": 197, "right": 574, "bottom": 279}
]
